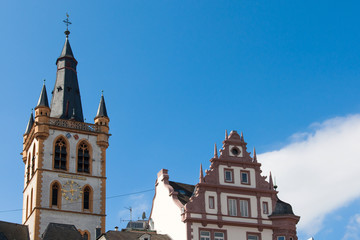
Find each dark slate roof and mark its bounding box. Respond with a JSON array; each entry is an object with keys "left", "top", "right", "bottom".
[
  {"left": 169, "top": 181, "right": 195, "bottom": 205},
  {"left": 60, "top": 37, "right": 74, "bottom": 58},
  {"left": 37, "top": 83, "right": 49, "bottom": 108},
  {"left": 41, "top": 223, "right": 82, "bottom": 240},
  {"left": 100, "top": 230, "right": 171, "bottom": 240},
  {"left": 25, "top": 112, "right": 34, "bottom": 134},
  {"left": 50, "top": 36, "right": 84, "bottom": 122},
  {"left": 0, "top": 220, "right": 30, "bottom": 240},
  {"left": 270, "top": 198, "right": 295, "bottom": 216},
  {"left": 96, "top": 94, "right": 108, "bottom": 118}
]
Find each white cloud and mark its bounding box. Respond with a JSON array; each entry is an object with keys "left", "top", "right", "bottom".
[
  {"left": 342, "top": 214, "right": 360, "bottom": 240},
  {"left": 259, "top": 114, "right": 360, "bottom": 236}
]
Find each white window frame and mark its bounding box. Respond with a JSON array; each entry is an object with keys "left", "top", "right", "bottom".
[
  {"left": 214, "top": 232, "right": 224, "bottom": 240},
  {"left": 200, "top": 231, "right": 210, "bottom": 240},
  {"left": 240, "top": 199, "right": 249, "bottom": 217},
  {"left": 228, "top": 198, "right": 237, "bottom": 216}
]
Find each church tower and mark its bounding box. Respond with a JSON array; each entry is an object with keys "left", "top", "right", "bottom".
[{"left": 22, "top": 19, "right": 110, "bottom": 240}]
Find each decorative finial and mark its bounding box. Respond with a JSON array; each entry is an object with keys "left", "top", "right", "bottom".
[
  {"left": 43, "top": 79, "right": 46, "bottom": 85},
  {"left": 241, "top": 132, "right": 244, "bottom": 142},
  {"left": 269, "top": 172, "right": 274, "bottom": 190},
  {"left": 101, "top": 90, "right": 104, "bottom": 96},
  {"left": 274, "top": 176, "right": 278, "bottom": 191},
  {"left": 63, "top": 13, "right": 72, "bottom": 37},
  {"left": 31, "top": 108, "right": 33, "bottom": 113},
  {"left": 214, "top": 143, "right": 218, "bottom": 158},
  {"left": 225, "top": 129, "right": 228, "bottom": 140},
  {"left": 253, "top": 147, "right": 257, "bottom": 162},
  {"left": 199, "top": 164, "right": 204, "bottom": 183}
]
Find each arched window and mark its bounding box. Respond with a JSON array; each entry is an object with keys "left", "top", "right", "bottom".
[
  {"left": 31, "top": 144, "right": 36, "bottom": 177},
  {"left": 27, "top": 153, "right": 31, "bottom": 183},
  {"left": 30, "top": 189, "right": 33, "bottom": 212},
  {"left": 77, "top": 142, "right": 90, "bottom": 173},
  {"left": 83, "top": 232, "right": 89, "bottom": 240},
  {"left": 54, "top": 138, "right": 67, "bottom": 170},
  {"left": 26, "top": 195, "right": 29, "bottom": 218},
  {"left": 51, "top": 182, "right": 60, "bottom": 207},
  {"left": 83, "top": 186, "right": 91, "bottom": 211}
]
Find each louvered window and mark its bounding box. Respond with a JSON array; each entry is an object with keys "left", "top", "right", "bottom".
[
  {"left": 52, "top": 184, "right": 59, "bottom": 206},
  {"left": 78, "top": 142, "right": 90, "bottom": 173},
  {"left": 83, "top": 187, "right": 90, "bottom": 210},
  {"left": 54, "top": 138, "right": 67, "bottom": 170}
]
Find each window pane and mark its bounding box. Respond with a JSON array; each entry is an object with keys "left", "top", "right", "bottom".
[
  {"left": 248, "top": 235, "right": 258, "bottom": 240},
  {"left": 209, "top": 197, "right": 214, "bottom": 209},
  {"left": 200, "top": 231, "right": 210, "bottom": 240},
  {"left": 214, "top": 232, "right": 224, "bottom": 240},
  {"left": 240, "top": 200, "right": 249, "bottom": 217},
  {"left": 225, "top": 170, "right": 232, "bottom": 182},
  {"left": 228, "top": 199, "right": 237, "bottom": 216},
  {"left": 52, "top": 185, "right": 58, "bottom": 206},
  {"left": 241, "top": 172, "right": 248, "bottom": 183},
  {"left": 263, "top": 202, "right": 268, "bottom": 214},
  {"left": 277, "top": 237, "right": 285, "bottom": 240}
]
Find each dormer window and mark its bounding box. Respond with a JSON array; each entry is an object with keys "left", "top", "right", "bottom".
[{"left": 224, "top": 169, "right": 234, "bottom": 183}]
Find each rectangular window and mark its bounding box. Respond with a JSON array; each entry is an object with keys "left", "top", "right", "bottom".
[
  {"left": 209, "top": 196, "right": 215, "bottom": 209},
  {"left": 240, "top": 199, "right": 249, "bottom": 217},
  {"left": 228, "top": 198, "right": 237, "bottom": 216},
  {"left": 241, "top": 171, "right": 250, "bottom": 184},
  {"left": 199, "top": 229, "right": 226, "bottom": 240},
  {"left": 262, "top": 202, "right": 269, "bottom": 214},
  {"left": 200, "top": 231, "right": 210, "bottom": 240},
  {"left": 248, "top": 235, "right": 259, "bottom": 240},
  {"left": 277, "top": 237, "right": 285, "bottom": 240},
  {"left": 224, "top": 169, "right": 233, "bottom": 183},
  {"left": 214, "top": 232, "right": 224, "bottom": 240}
]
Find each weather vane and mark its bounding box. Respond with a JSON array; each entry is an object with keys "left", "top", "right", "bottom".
[{"left": 63, "top": 13, "right": 72, "bottom": 37}]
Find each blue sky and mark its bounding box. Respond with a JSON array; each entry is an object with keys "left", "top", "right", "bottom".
[{"left": 1, "top": 1, "right": 360, "bottom": 239}]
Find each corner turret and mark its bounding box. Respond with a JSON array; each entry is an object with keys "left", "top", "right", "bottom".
[{"left": 94, "top": 93, "right": 110, "bottom": 148}]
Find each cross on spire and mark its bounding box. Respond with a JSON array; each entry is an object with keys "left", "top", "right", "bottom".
[{"left": 63, "top": 13, "right": 72, "bottom": 37}]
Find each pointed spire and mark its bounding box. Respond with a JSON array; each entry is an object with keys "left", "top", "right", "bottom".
[
  {"left": 199, "top": 164, "right": 204, "bottom": 183},
  {"left": 240, "top": 132, "right": 244, "bottom": 142},
  {"left": 36, "top": 80, "right": 49, "bottom": 108},
  {"left": 59, "top": 37, "right": 74, "bottom": 58},
  {"left": 214, "top": 143, "right": 218, "bottom": 158},
  {"left": 51, "top": 23, "right": 83, "bottom": 122},
  {"left": 269, "top": 172, "right": 274, "bottom": 190},
  {"left": 25, "top": 111, "right": 34, "bottom": 134},
  {"left": 96, "top": 91, "right": 108, "bottom": 118},
  {"left": 253, "top": 147, "right": 257, "bottom": 162},
  {"left": 225, "top": 129, "right": 228, "bottom": 140}
]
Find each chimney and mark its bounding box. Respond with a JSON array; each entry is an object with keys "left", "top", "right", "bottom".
[{"left": 114, "top": 226, "right": 119, "bottom": 231}]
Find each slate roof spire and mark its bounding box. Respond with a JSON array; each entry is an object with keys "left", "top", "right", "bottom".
[
  {"left": 50, "top": 16, "right": 84, "bottom": 122},
  {"left": 36, "top": 80, "right": 49, "bottom": 108},
  {"left": 25, "top": 111, "right": 34, "bottom": 134},
  {"left": 96, "top": 91, "right": 108, "bottom": 118}
]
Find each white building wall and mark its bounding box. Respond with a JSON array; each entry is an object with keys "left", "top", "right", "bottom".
[
  {"left": 42, "top": 130, "right": 102, "bottom": 177},
  {"left": 38, "top": 209, "right": 102, "bottom": 240},
  {"left": 204, "top": 191, "right": 217, "bottom": 214},
  {"left": 220, "top": 193, "right": 258, "bottom": 218},
  {"left": 218, "top": 165, "right": 256, "bottom": 188},
  {"left": 150, "top": 177, "right": 186, "bottom": 240},
  {"left": 192, "top": 223, "right": 273, "bottom": 240},
  {"left": 35, "top": 129, "right": 104, "bottom": 240}
]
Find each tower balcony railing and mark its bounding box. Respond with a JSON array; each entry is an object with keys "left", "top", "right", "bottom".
[{"left": 49, "top": 117, "right": 100, "bottom": 132}]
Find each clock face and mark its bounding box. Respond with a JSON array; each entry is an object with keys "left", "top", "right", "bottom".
[{"left": 62, "top": 180, "right": 83, "bottom": 202}]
